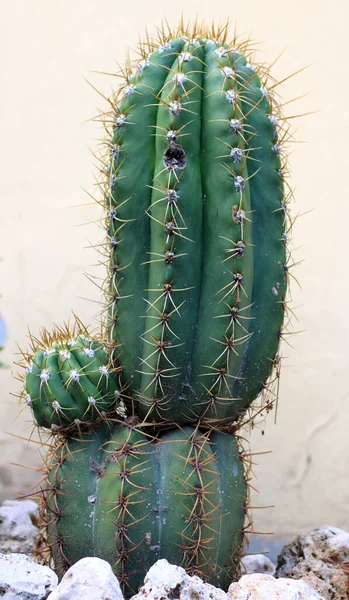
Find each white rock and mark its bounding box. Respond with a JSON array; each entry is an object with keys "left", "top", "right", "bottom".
[
  {"left": 131, "top": 559, "right": 229, "bottom": 600},
  {"left": 276, "top": 526, "right": 349, "bottom": 600},
  {"left": 228, "top": 573, "right": 325, "bottom": 599},
  {"left": 0, "top": 552, "right": 57, "bottom": 599},
  {"left": 0, "top": 499, "right": 39, "bottom": 555},
  {"left": 241, "top": 554, "right": 276, "bottom": 575},
  {"left": 47, "top": 557, "right": 123, "bottom": 600}
]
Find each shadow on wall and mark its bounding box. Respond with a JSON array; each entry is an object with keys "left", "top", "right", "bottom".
[
  {"left": 247, "top": 533, "right": 295, "bottom": 563},
  {"left": 0, "top": 313, "right": 7, "bottom": 365}
]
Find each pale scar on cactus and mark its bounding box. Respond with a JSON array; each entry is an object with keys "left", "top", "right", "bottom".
[
  {"left": 96, "top": 20, "right": 294, "bottom": 426},
  {"left": 41, "top": 422, "right": 249, "bottom": 596},
  {"left": 15, "top": 318, "right": 127, "bottom": 432}
]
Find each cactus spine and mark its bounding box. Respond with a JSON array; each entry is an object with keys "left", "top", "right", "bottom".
[{"left": 16, "top": 20, "right": 294, "bottom": 598}]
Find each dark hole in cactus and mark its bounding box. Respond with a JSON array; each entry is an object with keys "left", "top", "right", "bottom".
[{"left": 163, "top": 142, "right": 186, "bottom": 170}]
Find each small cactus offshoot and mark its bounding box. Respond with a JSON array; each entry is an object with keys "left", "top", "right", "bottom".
[{"left": 17, "top": 319, "right": 126, "bottom": 432}]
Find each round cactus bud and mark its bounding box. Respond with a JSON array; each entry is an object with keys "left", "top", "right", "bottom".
[{"left": 20, "top": 321, "right": 124, "bottom": 430}]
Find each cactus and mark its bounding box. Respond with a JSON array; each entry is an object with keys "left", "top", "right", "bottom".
[
  {"left": 43, "top": 421, "right": 248, "bottom": 596},
  {"left": 15, "top": 20, "right": 295, "bottom": 597},
  {"left": 99, "top": 21, "right": 289, "bottom": 426},
  {"left": 17, "top": 320, "right": 126, "bottom": 431}
]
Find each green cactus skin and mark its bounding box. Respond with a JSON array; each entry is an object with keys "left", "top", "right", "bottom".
[
  {"left": 20, "top": 323, "right": 125, "bottom": 431},
  {"left": 101, "top": 24, "right": 288, "bottom": 425},
  {"left": 44, "top": 422, "right": 247, "bottom": 596}
]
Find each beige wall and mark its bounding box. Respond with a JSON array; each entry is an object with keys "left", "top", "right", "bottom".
[{"left": 1, "top": 0, "right": 348, "bottom": 538}]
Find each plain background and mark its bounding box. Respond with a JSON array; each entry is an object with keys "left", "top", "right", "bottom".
[{"left": 1, "top": 0, "right": 348, "bottom": 540}]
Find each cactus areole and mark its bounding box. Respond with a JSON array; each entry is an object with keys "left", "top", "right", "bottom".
[{"left": 103, "top": 26, "right": 288, "bottom": 426}]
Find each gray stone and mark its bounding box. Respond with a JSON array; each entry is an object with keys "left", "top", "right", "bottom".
[
  {"left": 276, "top": 525, "right": 349, "bottom": 600},
  {"left": 241, "top": 554, "right": 276, "bottom": 575},
  {"left": 0, "top": 499, "right": 39, "bottom": 555},
  {"left": 0, "top": 552, "right": 57, "bottom": 599},
  {"left": 130, "top": 559, "right": 229, "bottom": 600},
  {"left": 47, "top": 557, "right": 123, "bottom": 600},
  {"left": 228, "top": 573, "right": 325, "bottom": 599}
]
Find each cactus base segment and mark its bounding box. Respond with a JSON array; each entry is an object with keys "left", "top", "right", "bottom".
[{"left": 44, "top": 422, "right": 247, "bottom": 596}]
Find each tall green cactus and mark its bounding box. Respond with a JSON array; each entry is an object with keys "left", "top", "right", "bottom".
[
  {"left": 44, "top": 422, "right": 248, "bottom": 596},
  {"left": 101, "top": 23, "right": 288, "bottom": 426}
]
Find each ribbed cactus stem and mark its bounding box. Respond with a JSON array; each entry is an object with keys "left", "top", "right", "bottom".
[
  {"left": 102, "top": 26, "right": 288, "bottom": 424},
  {"left": 44, "top": 422, "right": 248, "bottom": 596}
]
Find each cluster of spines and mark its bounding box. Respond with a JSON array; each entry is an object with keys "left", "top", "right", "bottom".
[{"left": 172, "top": 430, "right": 230, "bottom": 579}]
